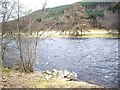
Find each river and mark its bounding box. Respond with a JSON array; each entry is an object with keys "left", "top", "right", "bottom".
[{"left": 3, "top": 38, "right": 119, "bottom": 87}]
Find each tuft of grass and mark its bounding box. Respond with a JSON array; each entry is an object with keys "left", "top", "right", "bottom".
[
  {"left": 2, "top": 67, "right": 11, "bottom": 75},
  {"left": 34, "top": 77, "right": 50, "bottom": 88}
]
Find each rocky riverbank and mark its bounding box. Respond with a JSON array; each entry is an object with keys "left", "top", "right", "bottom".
[
  {"left": 43, "top": 69, "right": 78, "bottom": 81},
  {"left": 1, "top": 68, "right": 103, "bottom": 88}
]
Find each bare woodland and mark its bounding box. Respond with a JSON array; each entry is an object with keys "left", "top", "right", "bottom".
[{"left": 1, "top": 0, "right": 47, "bottom": 72}]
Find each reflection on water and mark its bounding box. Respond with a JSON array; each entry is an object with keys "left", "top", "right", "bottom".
[{"left": 4, "top": 38, "right": 119, "bottom": 87}]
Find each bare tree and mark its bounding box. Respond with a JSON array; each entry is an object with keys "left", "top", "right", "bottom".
[
  {"left": 1, "top": 0, "right": 58, "bottom": 73},
  {"left": 0, "top": 0, "right": 17, "bottom": 62},
  {"left": 12, "top": 0, "right": 48, "bottom": 72}
]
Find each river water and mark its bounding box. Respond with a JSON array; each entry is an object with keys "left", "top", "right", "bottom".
[{"left": 3, "top": 38, "right": 119, "bottom": 87}]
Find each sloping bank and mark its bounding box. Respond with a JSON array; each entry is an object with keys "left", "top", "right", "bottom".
[{"left": 1, "top": 68, "right": 103, "bottom": 88}]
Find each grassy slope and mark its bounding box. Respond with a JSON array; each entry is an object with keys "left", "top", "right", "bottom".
[{"left": 1, "top": 68, "right": 102, "bottom": 88}]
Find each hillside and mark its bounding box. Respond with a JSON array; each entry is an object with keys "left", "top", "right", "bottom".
[
  {"left": 29, "top": 1, "right": 119, "bottom": 30},
  {"left": 29, "top": 2, "right": 117, "bottom": 20},
  {"left": 2, "top": 1, "right": 120, "bottom": 34}
]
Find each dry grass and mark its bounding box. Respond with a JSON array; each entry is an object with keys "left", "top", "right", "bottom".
[
  {"left": 1, "top": 69, "right": 103, "bottom": 88},
  {"left": 30, "top": 29, "right": 120, "bottom": 38},
  {"left": 1, "top": 29, "right": 119, "bottom": 38}
]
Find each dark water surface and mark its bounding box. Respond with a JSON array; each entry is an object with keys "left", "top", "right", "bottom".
[
  {"left": 36, "top": 38, "right": 119, "bottom": 88},
  {"left": 4, "top": 38, "right": 119, "bottom": 87}
]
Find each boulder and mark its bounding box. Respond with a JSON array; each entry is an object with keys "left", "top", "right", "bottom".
[{"left": 43, "top": 69, "right": 78, "bottom": 81}]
